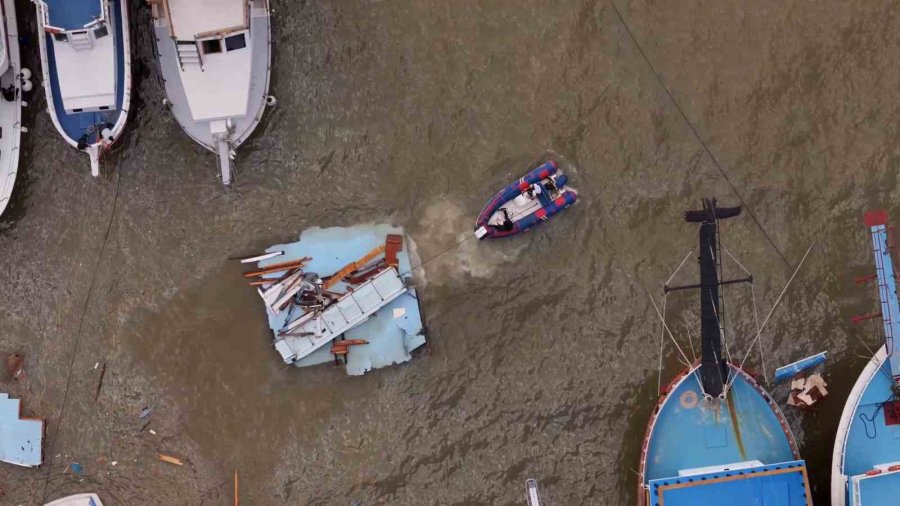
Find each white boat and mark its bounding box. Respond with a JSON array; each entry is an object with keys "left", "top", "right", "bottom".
[
  {"left": 44, "top": 493, "right": 104, "bottom": 506},
  {"left": 0, "top": 0, "right": 28, "bottom": 218},
  {"left": 148, "top": 0, "right": 273, "bottom": 185},
  {"left": 34, "top": 0, "right": 132, "bottom": 177}
]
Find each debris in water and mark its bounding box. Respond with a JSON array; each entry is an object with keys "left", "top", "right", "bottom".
[
  {"left": 139, "top": 406, "right": 153, "bottom": 419},
  {"left": 159, "top": 454, "right": 183, "bottom": 466},
  {"left": 774, "top": 351, "right": 827, "bottom": 383},
  {"left": 94, "top": 363, "right": 106, "bottom": 403},
  {"left": 0, "top": 393, "right": 43, "bottom": 466},
  {"left": 5, "top": 353, "right": 24, "bottom": 381},
  {"left": 787, "top": 374, "right": 828, "bottom": 408},
  {"left": 246, "top": 225, "right": 427, "bottom": 375},
  {"left": 70, "top": 462, "right": 83, "bottom": 474}
]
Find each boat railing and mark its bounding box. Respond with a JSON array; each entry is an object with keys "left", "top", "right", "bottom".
[
  {"left": 34, "top": 0, "right": 108, "bottom": 33},
  {"left": 33, "top": 1, "right": 64, "bottom": 34}
]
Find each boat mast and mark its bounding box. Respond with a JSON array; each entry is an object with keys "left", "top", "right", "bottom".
[{"left": 682, "top": 198, "right": 743, "bottom": 397}]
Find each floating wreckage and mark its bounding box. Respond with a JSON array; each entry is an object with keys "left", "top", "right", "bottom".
[
  {"left": 240, "top": 225, "right": 426, "bottom": 375},
  {"left": 0, "top": 392, "right": 42, "bottom": 467}
]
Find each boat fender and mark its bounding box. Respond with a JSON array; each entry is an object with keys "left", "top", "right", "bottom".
[
  {"left": 266, "top": 95, "right": 277, "bottom": 107},
  {"left": 866, "top": 469, "right": 882, "bottom": 476},
  {"left": 555, "top": 174, "right": 568, "bottom": 188},
  {"left": 21, "top": 79, "right": 33, "bottom": 93},
  {"left": 889, "top": 465, "right": 900, "bottom": 472},
  {"left": 101, "top": 128, "right": 113, "bottom": 141},
  {"left": 19, "top": 68, "right": 31, "bottom": 80},
  {"left": 474, "top": 226, "right": 489, "bottom": 239}
]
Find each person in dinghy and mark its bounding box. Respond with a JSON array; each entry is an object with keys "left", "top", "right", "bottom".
[{"left": 474, "top": 160, "right": 577, "bottom": 239}]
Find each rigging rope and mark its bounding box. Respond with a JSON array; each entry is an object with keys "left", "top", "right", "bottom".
[
  {"left": 646, "top": 288, "right": 692, "bottom": 368},
  {"left": 398, "top": 233, "right": 476, "bottom": 278},
  {"left": 728, "top": 241, "right": 816, "bottom": 392},
  {"left": 607, "top": 0, "right": 792, "bottom": 270}
]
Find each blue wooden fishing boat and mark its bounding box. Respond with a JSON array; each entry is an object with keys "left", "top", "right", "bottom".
[
  {"left": 637, "top": 199, "right": 811, "bottom": 506},
  {"left": 832, "top": 210, "right": 900, "bottom": 506},
  {"left": 35, "top": 0, "right": 131, "bottom": 176}
]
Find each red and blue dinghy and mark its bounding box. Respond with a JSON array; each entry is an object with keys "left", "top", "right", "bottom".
[{"left": 474, "top": 160, "right": 577, "bottom": 239}]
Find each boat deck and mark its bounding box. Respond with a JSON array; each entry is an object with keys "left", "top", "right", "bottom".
[
  {"left": 258, "top": 224, "right": 426, "bottom": 376},
  {"left": 648, "top": 460, "right": 810, "bottom": 506},
  {"left": 46, "top": 0, "right": 100, "bottom": 30},
  {"left": 43, "top": 0, "right": 126, "bottom": 145},
  {"left": 643, "top": 365, "right": 798, "bottom": 483},
  {"left": 153, "top": 1, "right": 269, "bottom": 151},
  {"left": 843, "top": 347, "right": 900, "bottom": 492}
]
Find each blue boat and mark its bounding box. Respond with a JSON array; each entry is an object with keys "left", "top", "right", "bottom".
[
  {"left": 832, "top": 210, "right": 900, "bottom": 506},
  {"left": 637, "top": 199, "right": 811, "bottom": 506},
  {"left": 35, "top": 0, "right": 131, "bottom": 176}
]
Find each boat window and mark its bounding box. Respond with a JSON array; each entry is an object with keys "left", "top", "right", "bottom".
[
  {"left": 72, "top": 108, "right": 83, "bottom": 113},
  {"left": 201, "top": 39, "right": 222, "bottom": 54},
  {"left": 53, "top": 32, "right": 68, "bottom": 42},
  {"left": 93, "top": 25, "right": 109, "bottom": 39},
  {"left": 225, "top": 33, "right": 247, "bottom": 51},
  {"left": 99, "top": 106, "right": 109, "bottom": 111}
]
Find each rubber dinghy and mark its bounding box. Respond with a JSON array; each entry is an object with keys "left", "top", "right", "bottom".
[{"left": 474, "top": 161, "right": 577, "bottom": 239}]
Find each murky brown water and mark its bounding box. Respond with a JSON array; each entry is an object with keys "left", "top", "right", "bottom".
[{"left": 2, "top": 0, "right": 900, "bottom": 504}]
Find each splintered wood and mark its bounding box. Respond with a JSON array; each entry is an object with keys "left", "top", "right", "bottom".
[
  {"left": 159, "top": 454, "right": 184, "bottom": 466},
  {"left": 787, "top": 374, "right": 828, "bottom": 408}
]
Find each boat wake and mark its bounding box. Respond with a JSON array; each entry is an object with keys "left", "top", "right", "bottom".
[{"left": 413, "top": 199, "right": 525, "bottom": 285}]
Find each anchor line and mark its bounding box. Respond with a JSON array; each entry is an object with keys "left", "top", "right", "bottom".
[
  {"left": 608, "top": 0, "right": 792, "bottom": 270},
  {"left": 398, "top": 233, "right": 476, "bottom": 278}
]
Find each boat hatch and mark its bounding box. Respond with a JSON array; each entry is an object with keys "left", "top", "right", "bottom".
[
  {"left": 648, "top": 461, "right": 811, "bottom": 506},
  {"left": 225, "top": 33, "right": 247, "bottom": 51}
]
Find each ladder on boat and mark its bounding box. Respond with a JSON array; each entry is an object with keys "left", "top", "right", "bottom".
[
  {"left": 69, "top": 30, "right": 93, "bottom": 51},
  {"left": 273, "top": 267, "right": 408, "bottom": 364},
  {"left": 175, "top": 40, "right": 202, "bottom": 70}
]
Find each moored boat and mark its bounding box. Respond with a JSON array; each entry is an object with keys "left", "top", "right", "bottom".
[
  {"left": 637, "top": 199, "right": 812, "bottom": 506},
  {"left": 35, "top": 0, "right": 131, "bottom": 176},
  {"left": 148, "top": 0, "right": 273, "bottom": 185},
  {"left": 0, "top": 0, "right": 27, "bottom": 218},
  {"left": 474, "top": 160, "right": 576, "bottom": 239},
  {"left": 831, "top": 210, "right": 900, "bottom": 506}
]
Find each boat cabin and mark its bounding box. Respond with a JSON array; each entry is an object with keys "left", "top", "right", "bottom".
[
  {"left": 149, "top": 0, "right": 255, "bottom": 123},
  {"left": 38, "top": 0, "right": 117, "bottom": 114}
]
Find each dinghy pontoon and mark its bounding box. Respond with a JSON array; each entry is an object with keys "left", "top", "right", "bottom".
[
  {"left": 474, "top": 160, "right": 576, "bottom": 239},
  {"left": 35, "top": 0, "right": 131, "bottom": 176},
  {"left": 148, "top": 0, "right": 272, "bottom": 185}
]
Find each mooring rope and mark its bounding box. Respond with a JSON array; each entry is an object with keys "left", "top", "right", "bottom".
[{"left": 608, "top": 0, "right": 792, "bottom": 270}]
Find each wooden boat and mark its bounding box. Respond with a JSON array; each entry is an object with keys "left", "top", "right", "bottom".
[
  {"left": 474, "top": 160, "right": 576, "bottom": 239},
  {"left": 832, "top": 210, "right": 900, "bottom": 506},
  {"left": 637, "top": 199, "right": 811, "bottom": 506}
]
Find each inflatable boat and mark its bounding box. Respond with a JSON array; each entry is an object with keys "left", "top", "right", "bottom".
[{"left": 474, "top": 161, "right": 577, "bottom": 239}]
